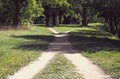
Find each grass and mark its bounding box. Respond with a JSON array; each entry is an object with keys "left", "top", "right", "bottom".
[
  {"left": 1, "top": 23, "right": 120, "bottom": 79},
  {"left": 88, "top": 22, "right": 104, "bottom": 27},
  {"left": 33, "top": 54, "right": 83, "bottom": 79},
  {"left": 51, "top": 23, "right": 120, "bottom": 79},
  {"left": 66, "top": 24, "right": 120, "bottom": 79},
  {"left": 52, "top": 24, "right": 81, "bottom": 33},
  {"left": 52, "top": 23, "right": 103, "bottom": 33},
  {"left": 81, "top": 50, "right": 120, "bottom": 79},
  {"left": 0, "top": 25, "right": 53, "bottom": 79}
]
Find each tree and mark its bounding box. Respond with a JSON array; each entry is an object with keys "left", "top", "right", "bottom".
[
  {"left": 0, "top": 0, "right": 43, "bottom": 28},
  {"left": 20, "top": 0, "right": 43, "bottom": 25},
  {"left": 58, "top": 7, "right": 67, "bottom": 24},
  {"left": 12, "top": 0, "right": 27, "bottom": 27},
  {"left": 68, "top": 0, "right": 91, "bottom": 26},
  {"left": 42, "top": 0, "right": 69, "bottom": 26},
  {"left": 0, "top": 0, "right": 14, "bottom": 25},
  {"left": 91, "top": 0, "right": 120, "bottom": 37}
]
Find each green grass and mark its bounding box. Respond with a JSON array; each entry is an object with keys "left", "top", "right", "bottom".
[
  {"left": 51, "top": 23, "right": 120, "bottom": 79},
  {"left": 52, "top": 24, "right": 81, "bottom": 33},
  {"left": 0, "top": 25, "right": 53, "bottom": 79},
  {"left": 65, "top": 24, "right": 120, "bottom": 79},
  {"left": 33, "top": 54, "right": 83, "bottom": 79},
  {"left": 52, "top": 23, "right": 103, "bottom": 33},
  {"left": 81, "top": 50, "right": 120, "bottom": 79},
  {"left": 88, "top": 23, "right": 104, "bottom": 27}
]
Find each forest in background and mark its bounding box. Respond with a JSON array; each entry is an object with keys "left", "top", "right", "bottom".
[{"left": 0, "top": 0, "right": 120, "bottom": 38}]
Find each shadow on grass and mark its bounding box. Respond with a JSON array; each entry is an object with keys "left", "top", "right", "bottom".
[
  {"left": 69, "top": 30, "right": 120, "bottom": 53},
  {"left": 52, "top": 23, "right": 103, "bottom": 28},
  {"left": 13, "top": 35, "right": 55, "bottom": 51},
  {"left": 53, "top": 24, "right": 82, "bottom": 27},
  {"left": 70, "top": 30, "right": 112, "bottom": 37}
]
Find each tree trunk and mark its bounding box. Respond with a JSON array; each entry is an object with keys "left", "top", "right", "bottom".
[
  {"left": 116, "top": 25, "right": 120, "bottom": 38},
  {"left": 82, "top": 6, "right": 87, "bottom": 26},
  {"left": 52, "top": 15, "right": 57, "bottom": 25},
  {"left": 108, "top": 17, "right": 116, "bottom": 34},
  {"left": 63, "top": 16, "right": 71, "bottom": 24},
  {"left": 59, "top": 14, "right": 62, "bottom": 24},
  {"left": 45, "top": 14, "right": 50, "bottom": 27},
  {"left": 115, "top": 20, "right": 120, "bottom": 38},
  {"left": 12, "top": 1, "right": 21, "bottom": 28},
  {"left": 44, "top": 6, "right": 51, "bottom": 27}
]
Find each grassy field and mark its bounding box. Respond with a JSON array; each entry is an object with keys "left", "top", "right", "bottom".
[
  {"left": 0, "top": 25, "right": 53, "bottom": 79},
  {"left": 33, "top": 54, "right": 83, "bottom": 79},
  {"left": 52, "top": 23, "right": 120, "bottom": 79},
  {"left": 1, "top": 23, "right": 120, "bottom": 79},
  {"left": 52, "top": 24, "right": 82, "bottom": 33},
  {"left": 52, "top": 23, "right": 103, "bottom": 33}
]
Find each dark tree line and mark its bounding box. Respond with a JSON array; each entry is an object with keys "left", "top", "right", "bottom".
[
  {"left": 91, "top": 0, "right": 120, "bottom": 37},
  {"left": 0, "top": 0, "right": 120, "bottom": 38},
  {"left": 0, "top": 0, "right": 43, "bottom": 28}
]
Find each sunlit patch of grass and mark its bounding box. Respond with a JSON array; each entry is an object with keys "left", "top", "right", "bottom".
[
  {"left": 0, "top": 50, "right": 40, "bottom": 78},
  {"left": 0, "top": 25, "right": 53, "bottom": 79},
  {"left": 88, "top": 23, "right": 104, "bottom": 27},
  {"left": 33, "top": 54, "right": 83, "bottom": 79},
  {"left": 52, "top": 23, "right": 103, "bottom": 33},
  {"left": 51, "top": 24, "right": 81, "bottom": 33},
  {"left": 52, "top": 26, "right": 74, "bottom": 33},
  {"left": 82, "top": 50, "right": 120, "bottom": 79}
]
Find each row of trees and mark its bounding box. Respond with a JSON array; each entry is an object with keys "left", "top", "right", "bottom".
[
  {"left": 0, "top": 0, "right": 94, "bottom": 27},
  {"left": 42, "top": 0, "right": 69, "bottom": 26},
  {"left": 0, "top": 0, "right": 43, "bottom": 28},
  {"left": 91, "top": 0, "right": 120, "bottom": 37},
  {"left": 0, "top": 0, "right": 120, "bottom": 37}
]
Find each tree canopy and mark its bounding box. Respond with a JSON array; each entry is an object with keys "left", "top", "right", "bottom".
[
  {"left": 0, "top": 0, "right": 120, "bottom": 37},
  {"left": 91, "top": 0, "right": 120, "bottom": 37}
]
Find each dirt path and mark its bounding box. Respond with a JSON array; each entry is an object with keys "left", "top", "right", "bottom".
[
  {"left": 8, "top": 52, "right": 56, "bottom": 79},
  {"left": 8, "top": 28, "right": 112, "bottom": 79},
  {"left": 48, "top": 28, "right": 112, "bottom": 79},
  {"left": 64, "top": 54, "right": 112, "bottom": 79}
]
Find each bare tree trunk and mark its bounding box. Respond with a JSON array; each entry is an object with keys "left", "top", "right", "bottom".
[
  {"left": 82, "top": 6, "right": 87, "bottom": 26},
  {"left": 108, "top": 17, "right": 116, "bottom": 34},
  {"left": 59, "top": 14, "right": 62, "bottom": 24},
  {"left": 53, "top": 15, "right": 57, "bottom": 25},
  {"left": 12, "top": 1, "right": 21, "bottom": 28},
  {"left": 63, "top": 16, "right": 71, "bottom": 24},
  {"left": 45, "top": 14, "right": 50, "bottom": 27}
]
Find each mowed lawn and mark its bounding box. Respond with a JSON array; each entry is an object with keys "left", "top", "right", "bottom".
[
  {"left": 0, "top": 25, "right": 54, "bottom": 79},
  {"left": 52, "top": 23, "right": 120, "bottom": 79}
]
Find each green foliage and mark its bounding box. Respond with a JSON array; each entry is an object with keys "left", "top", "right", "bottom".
[
  {"left": 0, "top": 0, "right": 14, "bottom": 25},
  {"left": 20, "top": 0, "right": 43, "bottom": 25},
  {"left": 33, "top": 54, "right": 82, "bottom": 79},
  {"left": 42, "top": 0, "right": 70, "bottom": 26},
  {"left": 91, "top": 0, "right": 120, "bottom": 37},
  {"left": 0, "top": 0, "right": 43, "bottom": 26},
  {"left": 42, "top": 0, "right": 69, "bottom": 8},
  {"left": 0, "top": 0, "right": 3, "bottom": 10}
]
